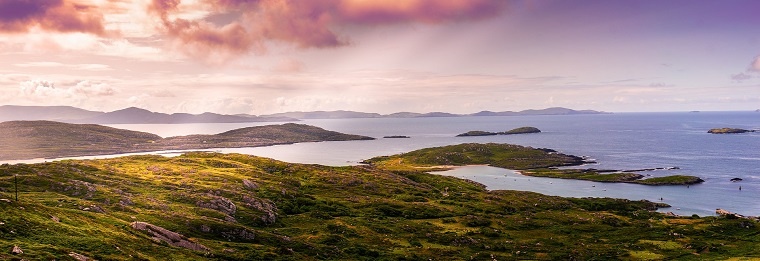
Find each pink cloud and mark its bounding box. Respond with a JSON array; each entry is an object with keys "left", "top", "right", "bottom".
[
  {"left": 751, "top": 56, "right": 760, "bottom": 72},
  {"left": 149, "top": 0, "right": 508, "bottom": 62},
  {"left": 337, "top": 0, "right": 507, "bottom": 24},
  {"left": 0, "top": 0, "right": 105, "bottom": 35}
]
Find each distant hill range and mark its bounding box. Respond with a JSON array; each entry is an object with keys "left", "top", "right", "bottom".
[
  {"left": 0, "top": 105, "right": 608, "bottom": 124},
  {"left": 262, "top": 107, "right": 608, "bottom": 119},
  {"left": 0, "top": 106, "right": 296, "bottom": 124},
  {"left": 0, "top": 121, "right": 373, "bottom": 160}
]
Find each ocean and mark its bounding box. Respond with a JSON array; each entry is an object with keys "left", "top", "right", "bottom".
[{"left": 9, "top": 112, "right": 760, "bottom": 216}]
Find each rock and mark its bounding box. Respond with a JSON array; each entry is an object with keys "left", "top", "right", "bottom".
[
  {"left": 242, "top": 195, "right": 278, "bottom": 225},
  {"left": 716, "top": 209, "right": 732, "bottom": 216},
  {"left": 383, "top": 135, "right": 410, "bottom": 138},
  {"left": 11, "top": 245, "right": 22, "bottom": 254},
  {"left": 51, "top": 215, "right": 60, "bottom": 222},
  {"left": 731, "top": 178, "right": 743, "bottom": 182},
  {"left": 130, "top": 221, "right": 209, "bottom": 252},
  {"left": 88, "top": 204, "right": 105, "bottom": 213},
  {"left": 242, "top": 179, "right": 258, "bottom": 190},
  {"left": 708, "top": 128, "right": 754, "bottom": 134},
  {"left": 196, "top": 195, "right": 236, "bottom": 216},
  {"left": 69, "top": 252, "right": 91, "bottom": 261}
]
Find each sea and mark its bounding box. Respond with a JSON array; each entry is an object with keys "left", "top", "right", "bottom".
[{"left": 6, "top": 112, "right": 760, "bottom": 217}]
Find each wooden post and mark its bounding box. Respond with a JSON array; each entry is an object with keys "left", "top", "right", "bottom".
[{"left": 14, "top": 174, "right": 18, "bottom": 202}]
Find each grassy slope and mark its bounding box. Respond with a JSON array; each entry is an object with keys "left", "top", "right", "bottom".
[
  {"left": 364, "top": 143, "right": 703, "bottom": 185},
  {"left": 1, "top": 153, "right": 758, "bottom": 260},
  {"left": 0, "top": 121, "right": 373, "bottom": 161},
  {"left": 0, "top": 121, "right": 162, "bottom": 160}
]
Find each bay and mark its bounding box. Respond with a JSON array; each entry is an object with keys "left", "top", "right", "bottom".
[{"left": 7, "top": 112, "right": 760, "bottom": 216}]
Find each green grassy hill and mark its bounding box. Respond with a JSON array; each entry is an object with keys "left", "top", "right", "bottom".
[
  {"left": 0, "top": 121, "right": 161, "bottom": 160},
  {"left": 0, "top": 122, "right": 373, "bottom": 161},
  {"left": 1, "top": 152, "right": 758, "bottom": 260}
]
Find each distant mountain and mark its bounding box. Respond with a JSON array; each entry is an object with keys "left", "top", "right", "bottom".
[
  {"left": 0, "top": 105, "right": 102, "bottom": 122},
  {"left": 82, "top": 107, "right": 295, "bottom": 124},
  {"left": 0, "top": 121, "right": 373, "bottom": 160},
  {"left": 509, "top": 107, "right": 606, "bottom": 115},
  {"left": 383, "top": 112, "right": 423, "bottom": 118},
  {"left": 262, "top": 107, "right": 607, "bottom": 119},
  {"left": 418, "top": 112, "right": 461, "bottom": 117},
  {"left": 264, "top": 110, "right": 383, "bottom": 119},
  {"left": 0, "top": 105, "right": 296, "bottom": 124},
  {"left": 469, "top": 107, "right": 606, "bottom": 117},
  {"left": 0, "top": 105, "right": 607, "bottom": 123}
]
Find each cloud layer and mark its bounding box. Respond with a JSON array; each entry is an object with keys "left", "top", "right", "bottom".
[
  {"left": 148, "top": 0, "right": 507, "bottom": 62},
  {"left": 0, "top": 0, "right": 105, "bottom": 34}
]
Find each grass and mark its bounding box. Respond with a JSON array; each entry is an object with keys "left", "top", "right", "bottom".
[{"left": 0, "top": 149, "right": 756, "bottom": 260}]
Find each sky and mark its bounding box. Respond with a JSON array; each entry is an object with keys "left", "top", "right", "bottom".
[{"left": 0, "top": 0, "right": 759, "bottom": 115}]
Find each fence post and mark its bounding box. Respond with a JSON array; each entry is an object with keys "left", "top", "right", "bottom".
[{"left": 14, "top": 174, "right": 18, "bottom": 202}]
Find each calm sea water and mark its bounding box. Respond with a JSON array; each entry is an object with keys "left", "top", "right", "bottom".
[{"left": 8, "top": 112, "right": 760, "bottom": 216}]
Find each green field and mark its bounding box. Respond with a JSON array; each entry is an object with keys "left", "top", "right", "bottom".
[{"left": 0, "top": 148, "right": 756, "bottom": 260}]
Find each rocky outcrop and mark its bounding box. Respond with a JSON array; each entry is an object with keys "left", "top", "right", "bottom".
[
  {"left": 242, "top": 179, "right": 259, "bottom": 190},
  {"left": 11, "top": 245, "right": 22, "bottom": 254},
  {"left": 242, "top": 195, "right": 278, "bottom": 225},
  {"left": 130, "top": 222, "right": 209, "bottom": 252},
  {"left": 196, "top": 195, "right": 236, "bottom": 216},
  {"left": 69, "top": 252, "right": 92, "bottom": 261},
  {"left": 383, "top": 135, "right": 410, "bottom": 138},
  {"left": 708, "top": 128, "right": 755, "bottom": 134}
]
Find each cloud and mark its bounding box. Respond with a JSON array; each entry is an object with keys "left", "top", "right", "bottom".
[
  {"left": 14, "top": 62, "right": 113, "bottom": 71},
  {"left": 750, "top": 56, "right": 760, "bottom": 72},
  {"left": 731, "top": 72, "right": 752, "bottom": 82},
  {"left": 71, "top": 80, "right": 116, "bottom": 96},
  {"left": 19, "top": 79, "right": 115, "bottom": 99},
  {"left": 149, "top": 0, "right": 507, "bottom": 62},
  {"left": 0, "top": 0, "right": 105, "bottom": 35},
  {"left": 19, "top": 79, "right": 59, "bottom": 97},
  {"left": 272, "top": 58, "right": 305, "bottom": 73}
]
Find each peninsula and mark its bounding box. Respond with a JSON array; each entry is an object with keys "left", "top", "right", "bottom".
[
  {"left": 363, "top": 143, "right": 703, "bottom": 185},
  {"left": 0, "top": 121, "right": 373, "bottom": 161}
]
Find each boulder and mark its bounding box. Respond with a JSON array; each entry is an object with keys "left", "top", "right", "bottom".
[
  {"left": 11, "top": 245, "right": 22, "bottom": 254},
  {"left": 242, "top": 195, "right": 278, "bottom": 225},
  {"left": 196, "top": 195, "right": 236, "bottom": 216},
  {"left": 130, "top": 221, "right": 209, "bottom": 252},
  {"left": 69, "top": 252, "right": 91, "bottom": 261},
  {"left": 242, "top": 179, "right": 259, "bottom": 190}
]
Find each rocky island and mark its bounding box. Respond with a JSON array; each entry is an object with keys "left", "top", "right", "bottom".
[
  {"left": 708, "top": 128, "right": 755, "bottom": 134},
  {"left": 456, "top": 126, "right": 541, "bottom": 137},
  {"left": 363, "top": 143, "right": 703, "bottom": 185}
]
